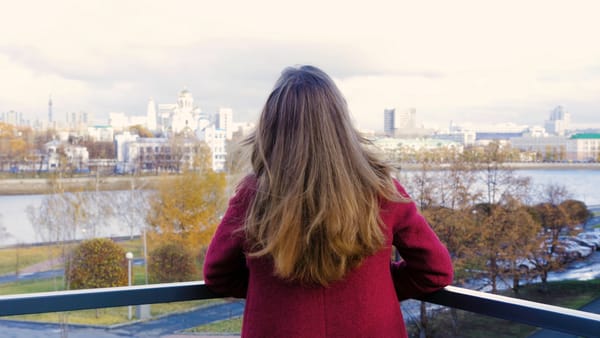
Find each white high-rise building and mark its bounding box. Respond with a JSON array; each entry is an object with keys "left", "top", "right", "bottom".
[
  {"left": 383, "top": 108, "right": 395, "bottom": 136},
  {"left": 217, "top": 108, "right": 234, "bottom": 140},
  {"left": 544, "top": 106, "right": 571, "bottom": 136},
  {"left": 197, "top": 125, "right": 227, "bottom": 172},
  {"left": 147, "top": 98, "right": 157, "bottom": 131},
  {"left": 109, "top": 112, "right": 130, "bottom": 131},
  {"left": 396, "top": 108, "right": 416, "bottom": 129}
]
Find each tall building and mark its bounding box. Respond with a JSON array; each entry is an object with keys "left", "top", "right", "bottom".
[
  {"left": 396, "top": 108, "right": 416, "bottom": 129},
  {"left": 4, "top": 110, "right": 21, "bottom": 126},
  {"left": 146, "top": 98, "right": 157, "bottom": 131},
  {"left": 544, "top": 105, "right": 571, "bottom": 136},
  {"left": 217, "top": 107, "right": 233, "bottom": 140},
  {"left": 48, "top": 95, "right": 53, "bottom": 124},
  {"left": 384, "top": 108, "right": 395, "bottom": 136}
]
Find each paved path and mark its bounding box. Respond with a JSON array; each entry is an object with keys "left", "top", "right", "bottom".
[
  {"left": 527, "top": 297, "right": 600, "bottom": 338},
  {"left": 0, "top": 301, "right": 245, "bottom": 337},
  {"left": 111, "top": 301, "right": 245, "bottom": 337}
]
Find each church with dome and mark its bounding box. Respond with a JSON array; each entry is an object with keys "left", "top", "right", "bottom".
[{"left": 154, "top": 88, "right": 205, "bottom": 136}]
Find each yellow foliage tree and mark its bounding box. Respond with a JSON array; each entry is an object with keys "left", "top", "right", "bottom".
[{"left": 146, "top": 170, "right": 227, "bottom": 252}]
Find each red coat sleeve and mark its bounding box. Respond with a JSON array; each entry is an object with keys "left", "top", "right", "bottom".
[
  {"left": 203, "top": 177, "right": 255, "bottom": 298},
  {"left": 389, "top": 181, "right": 454, "bottom": 301}
]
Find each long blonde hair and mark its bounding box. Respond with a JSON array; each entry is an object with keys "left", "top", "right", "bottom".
[{"left": 244, "top": 65, "right": 401, "bottom": 286}]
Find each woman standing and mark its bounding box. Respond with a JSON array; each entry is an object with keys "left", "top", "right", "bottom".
[{"left": 203, "top": 65, "right": 453, "bottom": 338}]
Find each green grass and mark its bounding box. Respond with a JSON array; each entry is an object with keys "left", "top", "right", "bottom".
[
  {"left": 6, "top": 300, "right": 220, "bottom": 325},
  {"left": 117, "top": 238, "right": 144, "bottom": 258},
  {"left": 409, "top": 279, "right": 600, "bottom": 338},
  {"left": 0, "top": 253, "right": 216, "bottom": 326},
  {"left": 0, "top": 273, "right": 220, "bottom": 325},
  {"left": 0, "top": 245, "right": 63, "bottom": 275},
  {"left": 0, "top": 277, "right": 65, "bottom": 295},
  {"left": 0, "top": 239, "right": 143, "bottom": 276}
]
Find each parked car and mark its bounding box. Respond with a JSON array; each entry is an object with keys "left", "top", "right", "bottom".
[
  {"left": 492, "top": 257, "right": 537, "bottom": 273},
  {"left": 577, "top": 232, "right": 600, "bottom": 249},
  {"left": 547, "top": 238, "right": 593, "bottom": 260},
  {"left": 560, "top": 238, "right": 593, "bottom": 258}
]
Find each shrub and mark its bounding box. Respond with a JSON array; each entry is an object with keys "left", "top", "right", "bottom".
[
  {"left": 148, "top": 242, "right": 198, "bottom": 283},
  {"left": 67, "top": 238, "right": 128, "bottom": 289}
]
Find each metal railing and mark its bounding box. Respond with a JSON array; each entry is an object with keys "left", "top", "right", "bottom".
[{"left": 1, "top": 282, "right": 599, "bottom": 336}]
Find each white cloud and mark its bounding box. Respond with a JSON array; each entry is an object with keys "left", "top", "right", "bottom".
[{"left": 1, "top": 0, "right": 600, "bottom": 130}]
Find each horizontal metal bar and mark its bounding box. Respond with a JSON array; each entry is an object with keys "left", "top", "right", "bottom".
[
  {"left": 420, "top": 285, "right": 600, "bottom": 337},
  {"left": 0, "top": 281, "right": 219, "bottom": 316},
  {"left": 1, "top": 282, "right": 599, "bottom": 337}
]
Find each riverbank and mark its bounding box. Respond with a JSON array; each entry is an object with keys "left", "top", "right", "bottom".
[
  {"left": 0, "top": 176, "right": 164, "bottom": 195},
  {"left": 399, "top": 162, "right": 600, "bottom": 171},
  {"left": 1, "top": 163, "right": 598, "bottom": 195}
]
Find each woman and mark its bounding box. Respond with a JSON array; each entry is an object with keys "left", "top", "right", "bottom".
[{"left": 203, "top": 65, "right": 453, "bottom": 337}]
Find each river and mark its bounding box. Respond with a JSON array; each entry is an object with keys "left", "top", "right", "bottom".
[{"left": 1, "top": 169, "right": 599, "bottom": 247}]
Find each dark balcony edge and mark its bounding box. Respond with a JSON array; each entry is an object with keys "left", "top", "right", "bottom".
[
  {"left": 420, "top": 285, "right": 600, "bottom": 337},
  {"left": 1, "top": 282, "right": 599, "bottom": 336}
]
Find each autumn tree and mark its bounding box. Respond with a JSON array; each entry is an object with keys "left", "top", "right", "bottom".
[
  {"left": 146, "top": 169, "right": 227, "bottom": 252},
  {"left": 26, "top": 176, "right": 115, "bottom": 289},
  {"left": 469, "top": 142, "right": 536, "bottom": 293},
  {"left": 475, "top": 141, "right": 531, "bottom": 205},
  {"left": 81, "top": 140, "right": 116, "bottom": 159},
  {"left": 437, "top": 148, "right": 480, "bottom": 210},
  {"left": 0, "top": 122, "right": 35, "bottom": 172},
  {"left": 67, "top": 238, "right": 128, "bottom": 289},
  {"left": 560, "top": 199, "right": 591, "bottom": 227},
  {"left": 130, "top": 124, "right": 154, "bottom": 138},
  {"left": 398, "top": 149, "right": 443, "bottom": 337},
  {"left": 400, "top": 149, "right": 439, "bottom": 210},
  {"left": 67, "top": 238, "right": 128, "bottom": 318},
  {"left": 112, "top": 177, "right": 151, "bottom": 282},
  {"left": 528, "top": 202, "right": 570, "bottom": 288},
  {"left": 148, "top": 242, "right": 198, "bottom": 283},
  {"left": 498, "top": 201, "right": 541, "bottom": 292},
  {"left": 422, "top": 207, "right": 477, "bottom": 283}
]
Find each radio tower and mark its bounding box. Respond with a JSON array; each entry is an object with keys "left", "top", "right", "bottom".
[{"left": 48, "top": 94, "right": 53, "bottom": 124}]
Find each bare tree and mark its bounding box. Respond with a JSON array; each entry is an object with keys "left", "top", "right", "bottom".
[{"left": 112, "top": 176, "right": 152, "bottom": 283}]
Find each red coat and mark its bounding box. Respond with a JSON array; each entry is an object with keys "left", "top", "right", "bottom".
[{"left": 203, "top": 177, "right": 453, "bottom": 338}]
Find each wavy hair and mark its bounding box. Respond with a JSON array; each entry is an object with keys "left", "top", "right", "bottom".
[{"left": 243, "top": 65, "right": 403, "bottom": 286}]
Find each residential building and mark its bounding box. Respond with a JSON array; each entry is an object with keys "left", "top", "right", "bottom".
[
  {"left": 217, "top": 108, "right": 234, "bottom": 140},
  {"left": 510, "top": 134, "right": 569, "bottom": 161},
  {"left": 87, "top": 125, "right": 114, "bottom": 142},
  {"left": 197, "top": 122, "right": 227, "bottom": 172},
  {"left": 567, "top": 133, "right": 600, "bottom": 162},
  {"left": 43, "top": 140, "right": 89, "bottom": 172}
]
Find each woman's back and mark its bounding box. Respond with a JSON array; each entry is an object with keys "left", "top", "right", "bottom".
[
  {"left": 205, "top": 176, "right": 453, "bottom": 337},
  {"left": 203, "top": 65, "right": 453, "bottom": 337}
]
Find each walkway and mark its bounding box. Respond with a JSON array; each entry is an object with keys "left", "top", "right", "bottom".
[{"left": 0, "top": 301, "right": 245, "bottom": 337}]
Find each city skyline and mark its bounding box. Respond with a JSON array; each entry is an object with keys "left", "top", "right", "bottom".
[{"left": 1, "top": 1, "right": 600, "bottom": 131}]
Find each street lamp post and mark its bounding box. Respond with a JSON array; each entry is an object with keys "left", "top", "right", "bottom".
[{"left": 126, "top": 251, "right": 133, "bottom": 320}]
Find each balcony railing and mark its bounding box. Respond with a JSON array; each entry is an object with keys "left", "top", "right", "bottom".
[{"left": 0, "top": 282, "right": 599, "bottom": 336}]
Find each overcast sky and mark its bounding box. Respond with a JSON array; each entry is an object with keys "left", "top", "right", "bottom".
[{"left": 1, "top": 0, "right": 600, "bottom": 131}]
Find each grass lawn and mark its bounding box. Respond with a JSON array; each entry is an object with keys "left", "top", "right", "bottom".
[
  {"left": 0, "top": 239, "right": 216, "bottom": 326},
  {"left": 0, "top": 275, "right": 219, "bottom": 325},
  {"left": 5, "top": 299, "right": 220, "bottom": 325},
  {"left": 0, "top": 245, "right": 63, "bottom": 275},
  {"left": 0, "top": 239, "right": 144, "bottom": 276},
  {"left": 409, "top": 279, "right": 600, "bottom": 338}
]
